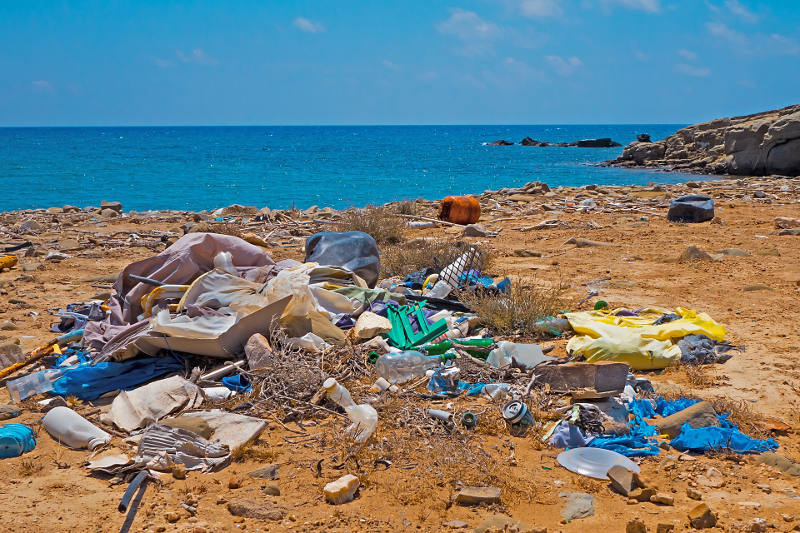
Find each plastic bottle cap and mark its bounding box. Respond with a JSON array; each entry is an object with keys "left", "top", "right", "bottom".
[{"left": 322, "top": 378, "right": 337, "bottom": 390}]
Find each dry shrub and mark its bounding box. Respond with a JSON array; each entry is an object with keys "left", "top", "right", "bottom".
[
  {"left": 231, "top": 439, "right": 279, "bottom": 463},
  {"left": 679, "top": 364, "right": 717, "bottom": 388},
  {"left": 381, "top": 239, "right": 492, "bottom": 279},
  {"left": 338, "top": 204, "right": 405, "bottom": 245},
  {"left": 19, "top": 458, "right": 43, "bottom": 476},
  {"left": 709, "top": 397, "right": 768, "bottom": 439},
  {"left": 393, "top": 200, "right": 418, "bottom": 216},
  {"left": 187, "top": 222, "right": 243, "bottom": 238},
  {"left": 458, "top": 276, "right": 565, "bottom": 337}
]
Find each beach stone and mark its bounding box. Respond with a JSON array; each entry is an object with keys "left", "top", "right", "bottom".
[
  {"left": 226, "top": 498, "right": 285, "bottom": 520},
  {"left": 697, "top": 467, "right": 725, "bottom": 488},
  {"left": 248, "top": 464, "right": 279, "bottom": 479},
  {"left": 686, "top": 488, "right": 703, "bottom": 500},
  {"left": 657, "top": 401, "right": 719, "bottom": 439},
  {"left": 462, "top": 224, "right": 490, "bottom": 237},
  {"left": 0, "top": 404, "right": 21, "bottom": 420},
  {"left": 352, "top": 311, "right": 392, "bottom": 340},
  {"left": 63, "top": 205, "right": 81, "bottom": 213},
  {"left": 245, "top": 333, "right": 273, "bottom": 370},
  {"left": 171, "top": 464, "right": 186, "bottom": 480},
  {"left": 775, "top": 217, "right": 800, "bottom": 229},
  {"left": 717, "top": 248, "right": 750, "bottom": 256},
  {"left": 261, "top": 484, "right": 280, "bottom": 496},
  {"left": 753, "top": 190, "right": 767, "bottom": 198},
  {"left": 19, "top": 219, "right": 43, "bottom": 233},
  {"left": 688, "top": 503, "right": 716, "bottom": 529},
  {"left": 0, "top": 320, "right": 18, "bottom": 331},
  {"left": 323, "top": 474, "right": 360, "bottom": 505},
  {"left": 630, "top": 487, "right": 658, "bottom": 503},
  {"left": 100, "top": 200, "right": 122, "bottom": 212},
  {"left": 650, "top": 493, "right": 675, "bottom": 505},
  {"left": 100, "top": 208, "right": 119, "bottom": 218},
  {"left": 46, "top": 206, "right": 62, "bottom": 214},
  {"left": 443, "top": 520, "right": 468, "bottom": 529},
  {"left": 474, "top": 515, "right": 531, "bottom": 533},
  {"left": 58, "top": 238, "right": 82, "bottom": 251},
  {"left": 657, "top": 524, "right": 675, "bottom": 533},
  {"left": 608, "top": 465, "right": 642, "bottom": 496},
  {"left": 455, "top": 486, "right": 501, "bottom": 506},
  {"left": 626, "top": 518, "right": 647, "bottom": 533},
  {"left": 215, "top": 204, "right": 257, "bottom": 216},
  {"left": 559, "top": 492, "right": 594, "bottom": 520},
  {"left": 678, "top": 246, "right": 718, "bottom": 262}
]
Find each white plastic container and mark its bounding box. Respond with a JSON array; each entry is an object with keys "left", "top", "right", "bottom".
[
  {"left": 323, "top": 378, "right": 378, "bottom": 443},
  {"left": 374, "top": 351, "right": 442, "bottom": 384},
  {"left": 41, "top": 406, "right": 111, "bottom": 450},
  {"left": 486, "top": 341, "right": 549, "bottom": 369}
]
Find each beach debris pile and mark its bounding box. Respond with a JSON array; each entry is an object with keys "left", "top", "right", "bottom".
[{"left": 0, "top": 185, "right": 797, "bottom": 531}]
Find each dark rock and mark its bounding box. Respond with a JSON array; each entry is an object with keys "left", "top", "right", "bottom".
[
  {"left": 637, "top": 133, "right": 651, "bottom": 142},
  {"left": 520, "top": 136, "right": 549, "bottom": 147},
  {"left": 667, "top": 195, "right": 715, "bottom": 223},
  {"left": 570, "top": 138, "right": 622, "bottom": 148},
  {"left": 488, "top": 139, "right": 514, "bottom": 146},
  {"left": 100, "top": 200, "right": 123, "bottom": 213}
]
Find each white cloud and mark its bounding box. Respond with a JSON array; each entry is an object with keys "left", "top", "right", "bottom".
[
  {"left": 31, "top": 80, "right": 53, "bottom": 92},
  {"left": 519, "top": 0, "right": 563, "bottom": 18},
  {"left": 599, "top": 0, "right": 661, "bottom": 13},
  {"left": 545, "top": 55, "right": 582, "bottom": 75},
  {"left": 675, "top": 63, "right": 711, "bottom": 77},
  {"left": 677, "top": 49, "right": 697, "bottom": 61},
  {"left": 293, "top": 17, "right": 325, "bottom": 33},
  {"left": 769, "top": 33, "right": 800, "bottom": 55},
  {"left": 436, "top": 9, "right": 499, "bottom": 41},
  {"left": 706, "top": 21, "right": 748, "bottom": 46},
  {"left": 725, "top": 0, "right": 758, "bottom": 23},
  {"left": 176, "top": 48, "right": 218, "bottom": 66}
]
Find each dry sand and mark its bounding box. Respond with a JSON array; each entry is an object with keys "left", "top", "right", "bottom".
[{"left": 1, "top": 176, "right": 799, "bottom": 532}]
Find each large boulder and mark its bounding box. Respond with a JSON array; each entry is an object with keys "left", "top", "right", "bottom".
[
  {"left": 606, "top": 105, "right": 800, "bottom": 175},
  {"left": 571, "top": 138, "right": 622, "bottom": 147}
]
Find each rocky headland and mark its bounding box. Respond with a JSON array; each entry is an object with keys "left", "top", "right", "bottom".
[{"left": 605, "top": 104, "right": 800, "bottom": 176}]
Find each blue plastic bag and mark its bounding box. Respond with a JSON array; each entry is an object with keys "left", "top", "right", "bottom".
[{"left": 0, "top": 423, "right": 36, "bottom": 459}]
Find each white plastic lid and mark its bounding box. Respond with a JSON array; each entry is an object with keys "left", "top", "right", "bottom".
[{"left": 323, "top": 377, "right": 337, "bottom": 390}]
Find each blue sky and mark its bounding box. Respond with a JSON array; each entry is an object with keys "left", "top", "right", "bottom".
[{"left": 1, "top": 0, "right": 798, "bottom": 125}]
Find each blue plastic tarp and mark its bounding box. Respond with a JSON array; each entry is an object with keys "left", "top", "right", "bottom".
[
  {"left": 670, "top": 423, "right": 779, "bottom": 454},
  {"left": 52, "top": 355, "right": 185, "bottom": 401}
]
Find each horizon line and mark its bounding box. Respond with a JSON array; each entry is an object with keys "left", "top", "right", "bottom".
[{"left": 0, "top": 122, "right": 688, "bottom": 128}]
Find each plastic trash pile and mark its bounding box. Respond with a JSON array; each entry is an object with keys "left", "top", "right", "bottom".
[{"left": 0, "top": 227, "right": 780, "bottom": 513}]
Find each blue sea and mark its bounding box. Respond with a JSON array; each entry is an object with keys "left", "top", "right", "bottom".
[{"left": 0, "top": 125, "right": 694, "bottom": 212}]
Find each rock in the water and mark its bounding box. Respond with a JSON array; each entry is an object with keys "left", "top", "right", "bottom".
[
  {"left": 323, "top": 474, "right": 360, "bottom": 504},
  {"left": 454, "top": 486, "right": 501, "bottom": 506},
  {"left": 352, "top": 311, "right": 392, "bottom": 340},
  {"left": 245, "top": 333, "right": 273, "bottom": 370},
  {"left": 520, "top": 136, "right": 549, "bottom": 146},
  {"left": 688, "top": 503, "right": 716, "bottom": 529},
  {"left": 560, "top": 492, "right": 594, "bottom": 520},
  {"left": 657, "top": 401, "right": 720, "bottom": 439},
  {"left": 627, "top": 518, "right": 647, "bottom": 533},
  {"left": 607, "top": 104, "right": 800, "bottom": 176},
  {"left": 637, "top": 133, "right": 651, "bottom": 142},
  {"left": 100, "top": 200, "right": 123, "bottom": 213},
  {"left": 571, "top": 138, "right": 622, "bottom": 147},
  {"left": 226, "top": 498, "right": 285, "bottom": 520},
  {"left": 668, "top": 195, "right": 715, "bottom": 223},
  {"left": 488, "top": 139, "right": 514, "bottom": 146}
]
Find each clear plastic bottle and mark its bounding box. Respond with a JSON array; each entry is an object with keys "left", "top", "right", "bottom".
[
  {"left": 533, "top": 317, "right": 572, "bottom": 336},
  {"left": 323, "top": 378, "right": 377, "bottom": 443},
  {"left": 374, "top": 351, "right": 443, "bottom": 384},
  {"left": 6, "top": 369, "right": 62, "bottom": 403}
]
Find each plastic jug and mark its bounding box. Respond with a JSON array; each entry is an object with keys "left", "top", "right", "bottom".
[
  {"left": 374, "top": 351, "right": 443, "bottom": 384},
  {"left": 6, "top": 369, "right": 62, "bottom": 403},
  {"left": 487, "top": 341, "right": 551, "bottom": 369},
  {"left": 0, "top": 423, "right": 36, "bottom": 458},
  {"left": 42, "top": 406, "right": 111, "bottom": 450},
  {"left": 323, "top": 378, "right": 377, "bottom": 443}
]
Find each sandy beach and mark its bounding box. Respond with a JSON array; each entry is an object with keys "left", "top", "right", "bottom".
[{"left": 1, "top": 174, "right": 799, "bottom": 532}]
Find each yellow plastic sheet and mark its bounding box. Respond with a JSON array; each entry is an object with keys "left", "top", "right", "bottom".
[{"left": 565, "top": 307, "right": 726, "bottom": 370}]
